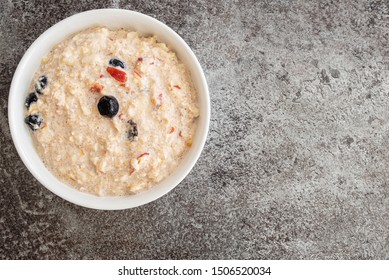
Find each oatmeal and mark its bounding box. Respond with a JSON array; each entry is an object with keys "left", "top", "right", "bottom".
[{"left": 24, "top": 27, "right": 199, "bottom": 196}]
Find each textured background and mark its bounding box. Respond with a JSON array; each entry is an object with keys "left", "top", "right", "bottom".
[{"left": 1, "top": 0, "right": 389, "bottom": 259}]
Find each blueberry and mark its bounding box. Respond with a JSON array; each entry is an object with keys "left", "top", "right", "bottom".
[
  {"left": 127, "top": 120, "right": 138, "bottom": 141},
  {"left": 109, "top": 58, "right": 125, "bottom": 69},
  {"left": 35, "top": 75, "right": 48, "bottom": 94},
  {"left": 97, "top": 95, "right": 119, "bottom": 118},
  {"left": 25, "top": 114, "right": 43, "bottom": 131},
  {"left": 25, "top": 92, "right": 38, "bottom": 109}
]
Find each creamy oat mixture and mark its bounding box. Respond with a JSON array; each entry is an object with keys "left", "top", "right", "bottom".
[{"left": 24, "top": 27, "right": 199, "bottom": 195}]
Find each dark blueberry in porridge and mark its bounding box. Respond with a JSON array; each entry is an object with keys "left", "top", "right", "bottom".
[{"left": 98, "top": 95, "right": 119, "bottom": 118}]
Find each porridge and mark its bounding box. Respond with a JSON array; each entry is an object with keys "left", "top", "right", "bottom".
[{"left": 24, "top": 27, "right": 199, "bottom": 196}]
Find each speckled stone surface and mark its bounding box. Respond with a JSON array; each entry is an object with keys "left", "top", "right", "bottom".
[{"left": 1, "top": 0, "right": 389, "bottom": 259}]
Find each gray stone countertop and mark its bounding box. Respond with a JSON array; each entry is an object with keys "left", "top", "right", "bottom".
[{"left": 1, "top": 0, "right": 389, "bottom": 259}]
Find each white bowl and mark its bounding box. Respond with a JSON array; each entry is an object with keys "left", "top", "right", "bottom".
[{"left": 8, "top": 9, "right": 210, "bottom": 210}]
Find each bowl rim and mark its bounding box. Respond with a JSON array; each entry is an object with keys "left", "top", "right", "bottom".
[{"left": 8, "top": 9, "right": 210, "bottom": 210}]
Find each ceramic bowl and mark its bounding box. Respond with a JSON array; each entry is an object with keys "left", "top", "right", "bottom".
[{"left": 8, "top": 9, "right": 210, "bottom": 210}]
